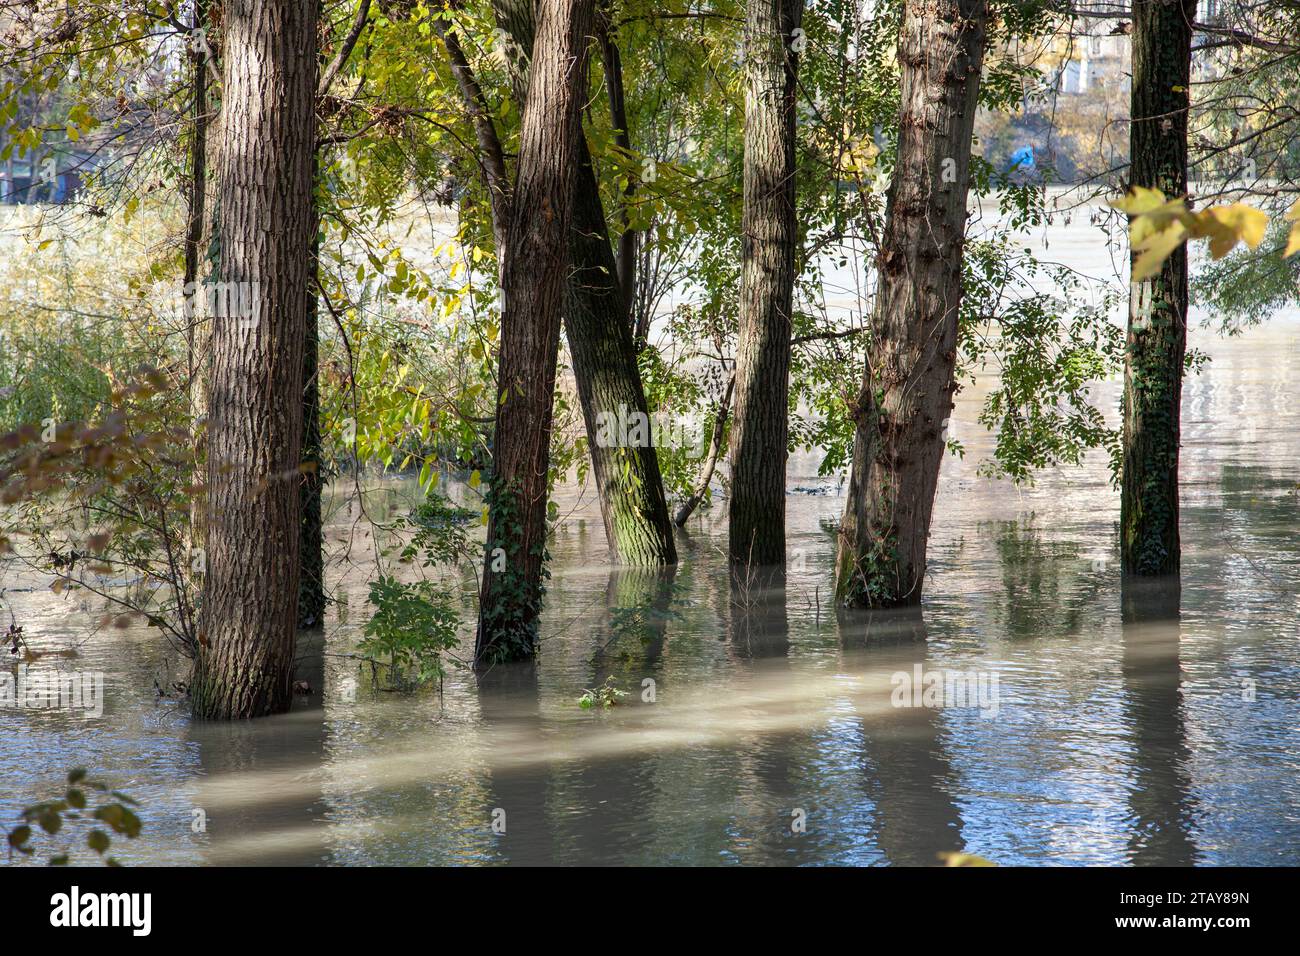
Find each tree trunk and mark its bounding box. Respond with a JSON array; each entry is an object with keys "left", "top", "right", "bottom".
[
  {"left": 835, "top": 0, "right": 986, "bottom": 607},
  {"left": 1121, "top": 0, "right": 1195, "bottom": 576},
  {"left": 182, "top": 0, "right": 209, "bottom": 337},
  {"left": 298, "top": 201, "right": 325, "bottom": 629},
  {"left": 567, "top": 150, "right": 678, "bottom": 566},
  {"left": 185, "top": 0, "right": 213, "bottom": 587},
  {"left": 475, "top": 0, "right": 594, "bottom": 665},
  {"left": 597, "top": 18, "right": 637, "bottom": 315},
  {"left": 674, "top": 370, "right": 735, "bottom": 527},
  {"left": 488, "top": 0, "right": 677, "bottom": 568},
  {"left": 728, "top": 0, "right": 804, "bottom": 567},
  {"left": 192, "top": 0, "right": 319, "bottom": 718}
]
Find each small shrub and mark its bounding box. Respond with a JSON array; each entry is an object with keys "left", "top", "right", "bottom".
[
  {"left": 361, "top": 576, "right": 460, "bottom": 688},
  {"left": 578, "top": 677, "right": 627, "bottom": 710}
]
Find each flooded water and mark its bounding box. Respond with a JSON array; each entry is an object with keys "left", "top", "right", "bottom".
[{"left": 3, "top": 195, "right": 1300, "bottom": 866}]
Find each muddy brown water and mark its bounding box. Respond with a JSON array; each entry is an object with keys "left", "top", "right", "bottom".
[{"left": 2, "top": 202, "right": 1299, "bottom": 865}]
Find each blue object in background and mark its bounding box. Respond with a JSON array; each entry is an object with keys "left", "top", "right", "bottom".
[{"left": 1008, "top": 145, "right": 1035, "bottom": 173}]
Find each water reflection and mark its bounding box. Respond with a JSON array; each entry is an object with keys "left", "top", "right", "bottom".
[
  {"left": 1120, "top": 579, "right": 1198, "bottom": 865},
  {"left": 842, "top": 611, "right": 965, "bottom": 865},
  {"left": 4, "top": 317, "right": 1300, "bottom": 866},
  {"left": 187, "top": 629, "right": 332, "bottom": 865},
  {"left": 479, "top": 663, "right": 555, "bottom": 865}
]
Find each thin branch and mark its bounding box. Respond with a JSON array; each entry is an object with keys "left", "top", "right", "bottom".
[{"left": 318, "top": 0, "right": 374, "bottom": 97}]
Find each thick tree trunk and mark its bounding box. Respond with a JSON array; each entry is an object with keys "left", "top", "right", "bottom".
[
  {"left": 488, "top": 0, "right": 677, "bottom": 568},
  {"left": 835, "top": 0, "right": 986, "bottom": 607},
  {"left": 568, "top": 151, "right": 678, "bottom": 566},
  {"left": 728, "top": 0, "right": 804, "bottom": 567},
  {"left": 1121, "top": 0, "right": 1195, "bottom": 576},
  {"left": 475, "top": 0, "right": 594, "bottom": 665},
  {"left": 191, "top": 0, "right": 319, "bottom": 718}
]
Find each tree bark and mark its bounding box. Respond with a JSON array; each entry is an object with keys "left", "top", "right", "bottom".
[
  {"left": 728, "top": 0, "right": 804, "bottom": 567},
  {"left": 484, "top": 0, "right": 677, "bottom": 568},
  {"left": 597, "top": 16, "right": 637, "bottom": 315},
  {"left": 835, "top": 0, "right": 986, "bottom": 607},
  {"left": 185, "top": 0, "right": 214, "bottom": 587},
  {"left": 1121, "top": 0, "right": 1196, "bottom": 576},
  {"left": 298, "top": 192, "right": 325, "bottom": 629},
  {"left": 475, "top": 0, "right": 594, "bottom": 665},
  {"left": 567, "top": 149, "right": 678, "bottom": 566},
  {"left": 192, "top": 0, "right": 319, "bottom": 718}
]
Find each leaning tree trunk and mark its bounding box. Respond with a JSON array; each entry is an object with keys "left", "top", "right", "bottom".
[
  {"left": 834, "top": 0, "right": 986, "bottom": 607},
  {"left": 475, "top": 0, "right": 594, "bottom": 665},
  {"left": 567, "top": 150, "right": 678, "bottom": 566},
  {"left": 489, "top": 0, "right": 677, "bottom": 568},
  {"left": 728, "top": 0, "right": 804, "bottom": 567},
  {"left": 191, "top": 0, "right": 319, "bottom": 718},
  {"left": 1121, "top": 0, "right": 1195, "bottom": 576}
]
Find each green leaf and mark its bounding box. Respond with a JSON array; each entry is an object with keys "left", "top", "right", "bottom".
[{"left": 37, "top": 808, "right": 62, "bottom": 835}]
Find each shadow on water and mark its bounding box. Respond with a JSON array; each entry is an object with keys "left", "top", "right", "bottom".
[
  {"left": 728, "top": 564, "right": 789, "bottom": 660},
  {"left": 477, "top": 660, "right": 553, "bottom": 865},
  {"left": 590, "top": 565, "right": 680, "bottom": 675},
  {"left": 839, "top": 608, "right": 965, "bottom": 865},
  {"left": 1120, "top": 576, "right": 1199, "bottom": 865},
  {"left": 980, "top": 517, "right": 1112, "bottom": 640},
  {"left": 720, "top": 565, "right": 814, "bottom": 864},
  {"left": 188, "top": 628, "right": 332, "bottom": 865},
  {"left": 567, "top": 567, "right": 679, "bottom": 864}
]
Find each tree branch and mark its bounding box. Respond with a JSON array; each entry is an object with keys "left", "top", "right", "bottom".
[{"left": 318, "top": 0, "right": 374, "bottom": 97}]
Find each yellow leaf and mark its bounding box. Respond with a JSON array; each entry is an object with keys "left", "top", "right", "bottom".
[
  {"left": 1284, "top": 200, "right": 1300, "bottom": 258},
  {"left": 938, "top": 851, "right": 997, "bottom": 867},
  {"left": 1109, "top": 186, "right": 1169, "bottom": 216},
  {"left": 1118, "top": 193, "right": 1192, "bottom": 250},
  {"left": 1285, "top": 222, "right": 1300, "bottom": 259},
  {"left": 1191, "top": 203, "right": 1268, "bottom": 258},
  {"left": 1132, "top": 221, "right": 1188, "bottom": 281}
]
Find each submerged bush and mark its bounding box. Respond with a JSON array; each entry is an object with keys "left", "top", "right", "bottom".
[
  {"left": 361, "top": 490, "right": 474, "bottom": 689},
  {"left": 361, "top": 576, "right": 460, "bottom": 687}
]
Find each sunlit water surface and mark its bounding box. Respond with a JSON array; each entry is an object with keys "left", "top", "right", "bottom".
[{"left": 2, "top": 197, "right": 1300, "bottom": 865}]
